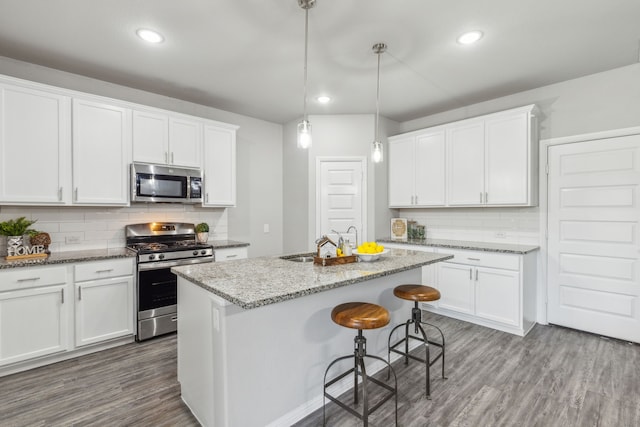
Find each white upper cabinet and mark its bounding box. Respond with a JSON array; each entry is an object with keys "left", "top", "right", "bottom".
[
  {"left": 390, "top": 104, "right": 538, "bottom": 208},
  {"left": 389, "top": 127, "right": 446, "bottom": 207},
  {"left": 132, "top": 109, "right": 201, "bottom": 168},
  {"left": 72, "top": 98, "right": 131, "bottom": 205},
  {"left": 0, "top": 81, "right": 71, "bottom": 204},
  {"left": 202, "top": 123, "right": 238, "bottom": 207},
  {"left": 447, "top": 120, "right": 485, "bottom": 205}
]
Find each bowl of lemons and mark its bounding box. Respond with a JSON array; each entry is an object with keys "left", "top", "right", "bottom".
[{"left": 353, "top": 242, "right": 388, "bottom": 262}]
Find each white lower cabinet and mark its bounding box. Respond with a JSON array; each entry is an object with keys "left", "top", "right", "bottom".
[
  {"left": 0, "top": 258, "right": 135, "bottom": 374},
  {"left": 214, "top": 246, "right": 248, "bottom": 262},
  {"left": 74, "top": 259, "right": 134, "bottom": 347},
  {"left": 433, "top": 248, "right": 536, "bottom": 336},
  {"left": 382, "top": 243, "right": 537, "bottom": 336},
  {"left": 0, "top": 266, "right": 71, "bottom": 366}
]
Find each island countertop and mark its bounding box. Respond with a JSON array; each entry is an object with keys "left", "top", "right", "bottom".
[{"left": 172, "top": 249, "right": 452, "bottom": 309}]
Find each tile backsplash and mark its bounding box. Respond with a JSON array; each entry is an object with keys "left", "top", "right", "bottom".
[
  {"left": 397, "top": 207, "right": 540, "bottom": 245},
  {"left": 0, "top": 204, "right": 228, "bottom": 253}
]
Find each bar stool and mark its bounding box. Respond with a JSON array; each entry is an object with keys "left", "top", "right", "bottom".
[
  {"left": 387, "top": 285, "right": 446, "bottom": 399},
  {"left": 323, "top": 302, "right": 397, "bottom": 427}
]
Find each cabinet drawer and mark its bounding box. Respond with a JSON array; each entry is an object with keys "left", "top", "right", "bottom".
[
  {"left": 215, "top": 247, "right": 247, "bottom": 262},
  {"left": 75, "top": 259, "right": 134, "bottom": 282},
  {"left": 436, "top": 248, "right": 520, "bottom": 270},
  {"left": 0, "top": 266, "right": 68, "bottom": 292}
]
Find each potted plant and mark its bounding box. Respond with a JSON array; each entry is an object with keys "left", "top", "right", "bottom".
[
  {"left": 0, "top": 216, "right": 38, "bottom": 255},
  {"left": 195, "top": 222, "right": 209, "bottom": 244}
]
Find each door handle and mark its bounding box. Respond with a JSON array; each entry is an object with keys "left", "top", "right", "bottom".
[
  {"left": 61, "top": 288, "right": 65, "bottom": 304},
  {"left": 469, "top": 268, "right": 472, "bottom": 280},
  {"left": 480, "top": 192, "right": 483, "bottom": 203},
  {"left": 78, "top": 286, "right": 82, "bottom": 300},
  {"left": 475, "top": 269, "right": 478, "bottom": 281}
]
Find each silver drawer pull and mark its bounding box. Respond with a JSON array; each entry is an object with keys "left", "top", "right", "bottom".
[
  {"left": 95, "top": 269, "right": 114, "bottom": 273},
  {"left": 226, "top": 254, "right": 238, "bottom": 258},
  {"left": 467, "top": 257, "right": 480, "bottom": 261},
  {"left": 170, "top": 316, "right": 178, "bottom": 322},
  {"left": 18, "top": 277, "right": 40, "bottom": 282}
]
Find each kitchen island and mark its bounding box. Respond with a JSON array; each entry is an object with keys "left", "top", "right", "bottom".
[{"left": 172, "top": 249, "right": 452, "bottom": 427}]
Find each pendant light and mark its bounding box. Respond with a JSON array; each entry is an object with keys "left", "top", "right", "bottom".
[
  {"left": 371, "top": 42, "right": 386, "bottom": 163},
  {"left": 297, "top": 0, "right": 315, "bottom": 149}
]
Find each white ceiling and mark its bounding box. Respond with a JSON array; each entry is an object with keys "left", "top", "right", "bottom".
[{"left": 0, "top": 0, "right": 638, "bottom": 124}]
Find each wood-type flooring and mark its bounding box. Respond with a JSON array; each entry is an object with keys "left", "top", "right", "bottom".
[{"left": 1, "top": 313, "right": 638, "bottom": 427}]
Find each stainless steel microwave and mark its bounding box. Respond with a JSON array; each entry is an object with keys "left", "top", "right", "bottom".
[{"left": 131, "top": 163, "right": 203, "bottom": 203}]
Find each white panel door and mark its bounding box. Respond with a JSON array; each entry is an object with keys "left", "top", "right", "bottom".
[
  {"left": 436, "top": 262, "right": 474, "bottom": 314},
  {"left": 202, "top": 125, "right": 236, "bottom": 207},
  {"left": 547, "top": 134, "right": 640, "bottom": 343},
  {"left": 132, "top": 109, "right": 168, "bottom": 164},
  {"left": 319, "top": 160, "right": 364, "bottom": 246},
  {"left": 169, "top": 116, "right": 201, "bottom": 168}
]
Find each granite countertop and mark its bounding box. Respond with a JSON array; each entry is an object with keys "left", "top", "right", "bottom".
[
  {"left": 0, "top": 240, "right": 250, "bottom": 270},
  {"left": 377, "top": 238, "right": 539, "bottom": 254},
  {"left": 0, "top": 248, "right": 135, "bottom": 270},
  {"left": 172, "top": 249, "right": 453, "bottom": 310}
]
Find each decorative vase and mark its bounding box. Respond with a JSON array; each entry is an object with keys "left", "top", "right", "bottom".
[{"left": 196, "top": 232, "right": 209, "bottom": 244}]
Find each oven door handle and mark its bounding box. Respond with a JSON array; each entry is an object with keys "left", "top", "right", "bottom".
[{"left": 150, "top": 280, "right": 176, "bottom": 287}]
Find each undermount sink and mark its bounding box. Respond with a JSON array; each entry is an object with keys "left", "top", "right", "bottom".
[{"left": 280, "top": 253, "right": 315, "bottom": 263}]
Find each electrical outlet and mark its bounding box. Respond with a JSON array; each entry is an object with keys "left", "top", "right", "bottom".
[
  {"left": 494, "top": 231, "right": 507, "bottom": 239},
  {"left": 65, "top": 234, "right": 81, "bottom": 244},
  {"left": 263, "top": 224, "right": 270, "bottom": 233}
]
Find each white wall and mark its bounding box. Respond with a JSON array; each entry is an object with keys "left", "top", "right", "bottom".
[
  {"left": 0, "top": 56, "right": 284, "bottom": 257},
  {"left": 394, "top": 63, "right": 640, "bottom": 246},
  {"left": 282, "top": 121, "right": 309, "bottom": 253}
]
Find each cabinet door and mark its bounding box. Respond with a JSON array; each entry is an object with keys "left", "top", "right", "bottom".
[
  {"left": 388, "top": 136, "right": 415, "bottom": 207},
  {"left": 415, "top": 130, "right": 446, "bottom": 206},
  {"left": 132, "top": 109, "right": 168, "bottom": 164},
  {"left": 485, "top": 111, "right": 529, "bottom": 205},
  {"left": 169, "top": 116, "right": 202, "bottom": 168},
  {"left": 203, "top": 125, "right": 236, "bottom": 207},
  {"left": 76, "top": 276, "right": 134, "bottom": 347},
  {"left": 436, "top": 262, "right": 474, "bottom": 314},
  {"left": 72, "top": 99, "right": 131, "bottom": 205},
  {"left": 447, "top": 121, "right": 485, "bottom": 206},
  {"left": 475, "top": 267, "right": 520, "bottom": 327},
  {"left": 0, "top": 285, "right": 69, "bottom": 365},
  {"left": 0, "top": 84, "right": 71, "bottom": 204}
]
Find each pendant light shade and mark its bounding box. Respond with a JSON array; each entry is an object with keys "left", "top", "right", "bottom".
[
  {"left": 297, "top": 0, "right": 315, "bottom": 149},
  {"left": 372, "top": 42, "right": 386, "bottom": 163}
]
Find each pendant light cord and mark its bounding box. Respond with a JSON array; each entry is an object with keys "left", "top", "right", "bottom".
[
  {"left": 375, "top": 49, "right": 381, "bottom": 141},
  {"left": 302, "top": 7, "right": 309, "bottom": 121}
]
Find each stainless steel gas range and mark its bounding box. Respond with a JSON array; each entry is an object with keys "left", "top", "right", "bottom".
[{"left": 126, "top": 222, "right": 214, "bottom": 341}]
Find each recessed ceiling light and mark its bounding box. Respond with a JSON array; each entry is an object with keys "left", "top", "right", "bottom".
[
  {"left": 457, "top": 30, "right": 483, "bottom": 45},
  {"left": 317, "top": 95, "right": 331, "bottom": 104},
  {"left": 136, "top": 28, "right": 164, "bottom": 44}
]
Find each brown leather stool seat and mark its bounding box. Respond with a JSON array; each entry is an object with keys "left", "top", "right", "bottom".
[
  {"left": 323, "top": 302, "right": 397, "bottom": 426},
  {"left": 388, "top": 284, "right": 447, "bottom": 399}
]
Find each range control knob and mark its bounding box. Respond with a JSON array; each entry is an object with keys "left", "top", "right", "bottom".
[
  {"left": 148, "top": 254, "right": 155, "bottom": 260},
  {"left": 158, "top": 254, "right": 165, "bottom": 260},
  {"left": 193, "top": 250, "right": 198, "bottom": 256},
  {"left": 200, "top": 250, "right": 207, "bottom": 255}
]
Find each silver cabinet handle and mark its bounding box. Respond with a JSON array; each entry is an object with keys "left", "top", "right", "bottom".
[
  {"left": 58, "top": 187, "right": 63, "bottom": 201},
  {"left": 171, "top": 316, "right": 178, "bottom": 322},
  {"left": 480, "top": 192, "right": 483, "bottom": 203},
  {"left": 485, "top": 192, "right": 488, "bottom": 204},
  {"left": 78, "top": 286, "right": 82, "bottom": 300},
  {"left": 18, "top": 277, "right": 40, "bottom": 282},
  {"left": 74, "top": 187, "right": 78, "bottom": 201},
  {"left": 206, "top": 193, "right": 209, "bottom": 203},
  {"left": 475, "top": 269, "right": 478, "bottom": 281},
  {"left": 61, "top": 288, "right": 65, "bottom": 304},
  {"left": 467, "top": 257, "right": 480, "bottom": 261},
  {"left": 95, "top": 269, "right": 113, "bottom": 273},
  {"left": 411, "top": 195, "right": 415, "bottom": 205},
  {"left": 469, "top": 268, "right": 472, "bottom": 280},
  {"left": 415, "top": 195, "right": 418, "bottom": 204},
  {"left": 226, "top": 254, "right": 238, "bottom": 258}
]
